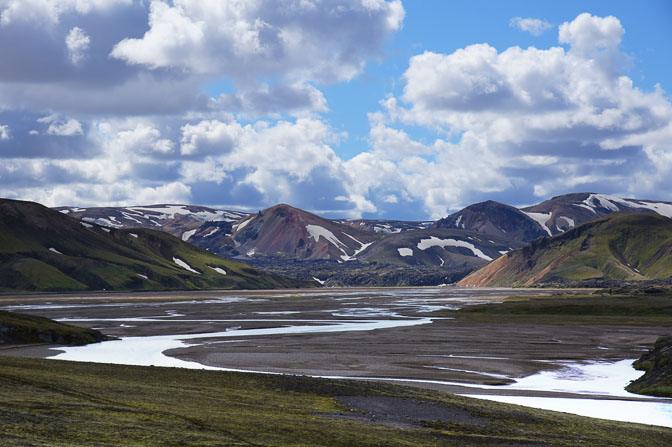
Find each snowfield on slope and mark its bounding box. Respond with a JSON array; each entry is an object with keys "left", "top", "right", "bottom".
[
  {"left": 208, "top": 266, "right": 227, "bottom": 275},
  {"left": 521, "top": 212, "right": 553, "bottom": 236},
  {"left": 582, "top": 193, "right": 672, "bottom": 218},
  {"left": 182, "top": 229, "right": 197, "bottom": 241},
  {"left": 416, "top": 237, "right": 493, "bottom": 261},
  {"left": 173, "top": 257, "right": 200, "bottom": 274},
  {"left": 305, "top": 224, "right": 356, "bottom": 261},
  {"left": 398, "top": 248, "right": 413, "bottom": 257},
  {"left": 127, "top": 205, "right": 244, "bottom": 222}
]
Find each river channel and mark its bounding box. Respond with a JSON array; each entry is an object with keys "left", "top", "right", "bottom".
[{"left": 2, "top": 287, "right": 671, "bottom": 428}]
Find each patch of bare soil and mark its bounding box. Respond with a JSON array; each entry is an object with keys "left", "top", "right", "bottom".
[{"left": 322, "top": 396, "right": 490, "bottom": 429}]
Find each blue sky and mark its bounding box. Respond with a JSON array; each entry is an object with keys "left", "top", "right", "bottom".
[
  {"left": 1, "top": 0, "right": 671, "bottom": 219},
  {"left": 327, "top": 0, "right": 672, "bottom": 158}
]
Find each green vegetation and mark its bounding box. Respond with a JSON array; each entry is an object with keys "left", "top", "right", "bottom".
[
  {"left": 449, "top": 292, "right": 672, "bottom": 325},
  {"left": 0, "top": 356, "right": 671, "bottom": 446},
  {"left": 0, "top": 310, "right": 108, "bottom": 345},
  {"left": 0, "top": 198, "right": 313, "bottom": 293},
  {"left": 627, "top": 335, "right": 672, "bottom": 397},
  {"left": 460, "top": 213, "right": 672, "bottom": 286}
]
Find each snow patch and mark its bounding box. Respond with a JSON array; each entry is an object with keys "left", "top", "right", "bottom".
[
  {"left": 204, "top": 227, "right": 220, "bottom": 237},
  {"left": 182, "top": 229, "right": 197, "bottom": 241},
  {"left": 353, "top": 242, "right": 373, "bottom": 257},
  {"left": 83, "top": 216, "right": 123, "bottom": 228},
  {"left": 306, "top": 224, "right": 355, "bottom": 261},
  {"left": 80, "top": 222, "right": 93, "bottom": 228},
  {"left": 306, "top": 225, "right": 346, "bottom": 248},
  {"left": 499, "top": 250, "right": 509, "bottom": 255},
  {"left": 312, "top": 277, "right": 326, "bottom": 285},
  {"left": 342, "top": 233, "right": 373, "bottom": 258},
  {"left": 522, "top": 211, "right": 553, "bottom": 236},
  {"left": 583, "top": 194, "right": 620, "bottom": 212},
  {"left": 208, "top": 266, "right": 227, "bottom": 275},
  {"left": 416, "top": 237, "right": 492, "bottom": 261},
  {"left": 559, "top": 216, "right": 575, "bottom": 228},
  {"left": 575, "top": 194, "right": 672, "bottom": 219},
  {"left": 173, "top": 257, "right": 200, "bottom": 274},
  {"left": 101, "top": 228, "right": 111, "bottom": 233},
  {"left": 129, "top": 233, "right": 138, "bottom": 238},
  {"left": 137, "top": 274, "right": 148, "bottom": 280},
  {"left": 398, "top": 248, "right": 413, "bottom": 257},
  {"left": 120, "top": 211, "right": 143, "bottom": 224},
  {"left": 233, "top": 216, "right": 254, "bottom": 232},
  {"left": 49, "top": 247, "right": 63, "bottom": 255},
  {"left": 574, "top": 203, "right": 598, "bottom": 214},
  {"left": 126, "top": 205, "right": 236, "bottom": 222},
  {"left": 585, "top": 194, "right": 672, "bottom": 219}
]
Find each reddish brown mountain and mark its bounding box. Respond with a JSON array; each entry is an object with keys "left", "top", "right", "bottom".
[{"left": 231, "top": 204, "right": 380, "bottom": 261}]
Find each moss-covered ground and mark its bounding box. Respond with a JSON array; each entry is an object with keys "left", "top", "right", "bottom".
[
  {"left": 1, "top": 355, "right": 671, "bottom": 446},
  {"left": 0, "top": 310, "right": 108, "bottom": 345},
  {"left": 449, "top": 291, "right": 672, "bottom": 326}
]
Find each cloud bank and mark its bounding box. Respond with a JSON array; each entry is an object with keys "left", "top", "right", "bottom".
[{"left": 0, "top": 5, "right": 670, "bottom": 220}]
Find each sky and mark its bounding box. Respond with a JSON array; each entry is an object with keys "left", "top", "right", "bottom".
[{"left": 1, "top": 0, "right": 671, "bottom": 220}]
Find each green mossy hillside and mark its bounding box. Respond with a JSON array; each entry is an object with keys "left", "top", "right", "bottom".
[
  {"left": 0, "top": 198, "right": 313, "bottom": 292},
  {"left": 459, "top": 213, "right": 672, "bottom": 286},
  {"left": 451, "top": 291, "right": 672, "bottom": 325}
]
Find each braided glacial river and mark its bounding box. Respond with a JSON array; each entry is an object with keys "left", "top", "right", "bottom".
[{"left": 4, "top": 287, "right": 672, "bottom": 428}]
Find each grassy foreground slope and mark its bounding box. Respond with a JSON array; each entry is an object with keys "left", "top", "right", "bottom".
[
  {"left": 459, "top": 213, "right": 672, "bottom": 287},
  {"left": 1, "top": 356, "right": 671, "bottom": 446},
  {"left": 0, "top": 198, "right": 311, "bottom": 292}
]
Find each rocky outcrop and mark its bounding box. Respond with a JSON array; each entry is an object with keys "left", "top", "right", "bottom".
[
  {"left": 627, "top": 335, "right": 672, "bottom": 397},
  {"left": 0, "top": 310, "right": 111, "bottom": 346}
]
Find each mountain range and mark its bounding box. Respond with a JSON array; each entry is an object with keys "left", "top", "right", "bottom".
[
  {"left": 48, "top": 191, "right": 672, "bottom": 287},
  {"left": 1, "top": 199, "right": 310, "bottom": 292},
  {"left": 437, "top": 193, "right": 672, "bottom": 242}
]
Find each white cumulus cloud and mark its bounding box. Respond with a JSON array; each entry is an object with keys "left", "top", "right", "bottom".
[
  {"left": 0, "top": 0, "right": 131, "bottom": 25},
  {"left": 110, "top": 0, "right": 404, "bottom": 83},
  {"left": 47, "top": 119, "right": 84, "bottom": 136},
  {"left": 559, "top": 12, "right": 624, "bottom": 52},
  {"left": 65, "top": 27, "right": 90, "bottom": 64},
  {"left": 346, "top": 12, "right": 672, "bottom": 216},
  {"left": 0, "top": 124, "right": 10, "bottom": 140},
  {"left": 510, "top": 17, "right": 553, "bottom": 36}
]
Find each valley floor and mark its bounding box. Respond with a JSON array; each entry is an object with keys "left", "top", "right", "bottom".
[{"left": 1, "top": 287, "right": 672, "bottom": 444}]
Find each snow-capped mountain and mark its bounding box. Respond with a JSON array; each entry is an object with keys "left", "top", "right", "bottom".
[
  {"left": 54, "top": 192, "right": 672, "bottom": 267},
  {"left": 435, "top": 200, "right": 548, "bottom": 243},
  {"left": 56, "top": 204, "right": 250, "bottom": 242},
  {"left": 521, "top": 193, "right": 672, "bottom": 236},
  {"left": 356, "top": 227, "right": 523, "bottom": 268},
  {"left": 436, "top": 193, "right": 672, "bottom": 243}
]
